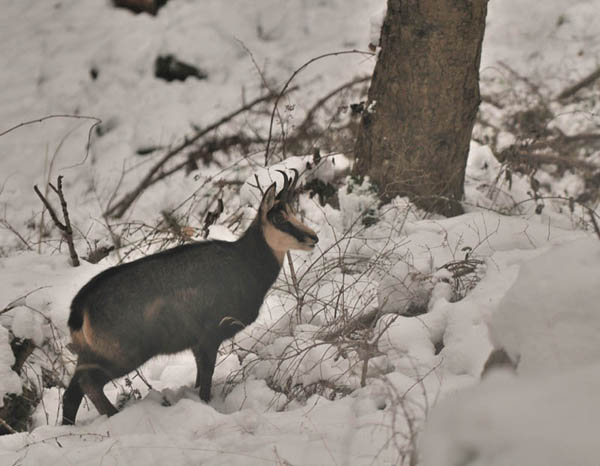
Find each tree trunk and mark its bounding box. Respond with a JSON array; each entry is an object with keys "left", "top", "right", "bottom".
[{"left": 353, "top": 0, "right": 488, "bottom": 216}]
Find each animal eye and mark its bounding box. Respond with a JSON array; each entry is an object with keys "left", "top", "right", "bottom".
[{"left": 271, "top": 211, "right": 285, "bottom": 224}]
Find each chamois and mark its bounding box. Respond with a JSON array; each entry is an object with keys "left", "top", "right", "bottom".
[{"left": 62, "top": 170, "right": 318, "bottom": 424}]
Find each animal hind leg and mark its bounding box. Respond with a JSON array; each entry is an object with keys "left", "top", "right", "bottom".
[
  {"left": 78, "top": 368, "right": 118, "bottom": 417},
  {"left": 62, "top": 370, "right": 84, "bottom": 425},
  {"left": 192, "top": 344, "right": 218, "bottom": 402}
]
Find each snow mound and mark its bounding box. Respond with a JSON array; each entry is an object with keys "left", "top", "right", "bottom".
[
  {"left": 465, "top": 141, "right": 502, "bottom": 183},
  {"left": 489, "top": 237, "right": 600, "bottom": 374},
  {"left": 420, "top": 236, "right": 600, "bottom": 466},
  {"left": 420, "top": 365, "right": 600, "bottom": 466},
  {"left": 377, "top": 259, "right": 433, "bottom": 314}
]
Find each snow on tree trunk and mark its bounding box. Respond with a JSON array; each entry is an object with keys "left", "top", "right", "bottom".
[{"left": 353, "top": 0, "right": 488, "bottom": 216}]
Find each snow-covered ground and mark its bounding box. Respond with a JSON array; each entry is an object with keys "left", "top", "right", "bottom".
[{"left": 1, "top": 0, "right": 600, "bottom": 465}]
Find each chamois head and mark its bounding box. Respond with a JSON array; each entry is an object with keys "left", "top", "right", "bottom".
[{"left": 258, "top": 169, "right": 318, "bottom": 262}]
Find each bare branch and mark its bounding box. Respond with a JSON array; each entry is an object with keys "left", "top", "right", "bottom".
[
  {"left": 264, "top": 49, "right": 374, "bottom": 166},
  {"left": 589, "top": 208, "right": 600, "bottom": 241},
  {"left": 506, "top": 149, "right": 599, "bottom": 172},
  {"left": 34, "top": 185, "right": 66, "bottom": 231},
  {"left": 0, "top": 417, "right": 17, "bottom": 434},
  {"left": 0, "top": 287, "right": 49, "bottom": 317},
  {"left": 105, "top": 89, "right": 296, "bottom": 219},
  {"left": 151, "top": 134, "right": 263, "bottom": 183},
  {"left": 236, "top": 40, "right": 288, "bottom": 156},
  {"left": 295, "top": 75, "right": 370, "bottom": 136},
  {"left": 34, "top": 176, "right": 80, "bottom": 266},
  {"left": 557, "top": 66, "right": 600, "bottom": 101},
  {"left": 0, "top": 114, "right": 101, "bottom": 168},
  {"left": 0, "top": 218, "right": 33, "bottom": 251}
]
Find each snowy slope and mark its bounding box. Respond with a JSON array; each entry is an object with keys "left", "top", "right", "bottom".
[
  {"left": 1, "top": 0, "right": 600, "bottom": 465},
  {"left": 0, "top": 0, "right": 378, "bottom": 248},
  {"left": 421, "top": 239, "right": 600, "bottom": 466}
]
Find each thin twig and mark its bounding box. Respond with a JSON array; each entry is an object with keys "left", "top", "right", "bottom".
[
  {"left": 264, "top": 49, "right": 374, "bottom": 166},
  {"left": 508, "top": 195, "right": 600, "bottom": 236},
  {"left": 0, "top": 219, "right": 33, "bottom": 251},
  {"left": 0, "top": 286, "right": 50, "bottom": 316},
  {"left": 34, "top": 185, "right": 65, "bottom": 230},
  {"left": 284, "top": 251, "right": 303, "bottom": 323},
  {"left": 0, "top": 114, "right": 99, "bottom": 138},
  {"left": 561, "top": 132, "right": 600, "bottom": 144},
  {"left": 105, "top": 89, "right": 296, "bottom": 218},
  {"left": 153, "top": 135, "right": 263, "bottom": 182},
  {"left": 34, "top": 176, "right": 80, "bottom": 266},
  {"left": 295, "top": 75, "right": 370, "bottom": 136},
  {"left": 0, "top": 417, "right": 17, "bottom": 434},
  {"left": 498, "top": 61, "right": 544, "bottom": 100},
  {"left": 589, "top": 208, "right": 600, "bottom": 240},
  {"left": 480, "top": 93, "right": 505, "bottom": 109},
  {"left": 0, "top": 114, "right": 101, "bottom": 168},
  {"left": 236, "top": 39, "right": 288, "bottom": 156},
  {"left": 317, "top": 307, "right": 381, "bottom": 342},
  {"left": 557, "top": 66, "right": 600, "bottom": 101},
  {"left": 507, "top": 150, "right": 598, "bottom": 171}
]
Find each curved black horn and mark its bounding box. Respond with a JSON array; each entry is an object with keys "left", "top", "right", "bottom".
[
  {"left": 275, "top": 170, "right": 289, "bottom": 200},
  {"left": 290, "top": 168, "right": 299, "bottom": 192},
  {"left": 275, "top": 170, "right": 289, "bottom": 189}
]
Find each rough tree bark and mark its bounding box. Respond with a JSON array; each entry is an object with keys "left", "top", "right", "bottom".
[{"left": 353, "top": 0, "right": 488, "bottom": 216}]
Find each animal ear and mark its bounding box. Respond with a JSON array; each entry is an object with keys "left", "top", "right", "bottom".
[{"left": 259, "top": 182, "right": 277, "bottom": 214}]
